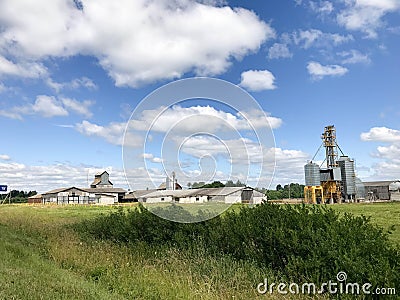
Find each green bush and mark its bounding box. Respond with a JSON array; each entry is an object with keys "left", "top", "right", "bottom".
[{"left": 74, "top": 203, "right": 400, "bottom": 290}]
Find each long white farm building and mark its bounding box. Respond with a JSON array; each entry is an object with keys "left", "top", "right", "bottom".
[
  {"left": 40, "top": 171, "right": 126, "bottom": 205},
  {"left": 126, "top": 186, "right": 266, "bottom": 205},
  {"left": 35, "top": 171, "right": 266, "bottom": 205}
]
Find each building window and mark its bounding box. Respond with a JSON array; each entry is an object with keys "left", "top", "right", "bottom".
[
  {"left": 161, "top": 197, "right": 165, "bottom": 201},
  {"left": 196, "top": 197, "right": 199, "bottom": 201}
]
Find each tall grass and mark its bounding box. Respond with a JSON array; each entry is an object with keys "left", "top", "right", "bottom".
[
  {"left": 76, "top": 203, "right": 400, "bottom": 291},
  {"left": 0, "top": 205, "right": 274, "bottom": 299}
]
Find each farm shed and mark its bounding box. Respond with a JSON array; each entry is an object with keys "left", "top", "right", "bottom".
[
  {"left": 90, "top": 171, "right": 113, "bottom": 188},
  {"left": 42, "top": 187, "right": 126, "bottom": 205},
  {"left": 137, "top": 186, "right": 266, "bottom": 204},
  {"left": 206, "top": 187, "right": 265, "bottom": 204},
  {"left": 28, "top": 194, "right": 42, "bottom": 204},
  {"left": 363, "top": 180, "right": 400, "bottom": 201},
  {"left": 123, "top": 189, "right": 158, "bottom": 202},
  {"left": 137, "top": 190, "right": 187, "bottom": 203}
]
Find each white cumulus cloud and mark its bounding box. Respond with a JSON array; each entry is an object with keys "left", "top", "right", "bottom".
[
  {"left": 46, "top": 77, "right": 97, "bottom": 93},
  {"left": 310, "top": 1, "right": 334, "bottom": 15},
  {"left": 361, "top": 126, "right": 400, "bottom": 180},
  {"left": 0, "top": 56, "right": 48, "bottom": 78},
  {"left": 31, "top": 95, "right": 69, "bottom": 118},
  {"left": 338, "top": 49, "right": 371, "bottom": 64},
  {"left": 293, "top": 29, "right": 353, "bottom": 49},
  {"left": 142, "top": 153, "right": 163, "bottom": 163},
  {"left": 0, "top": 0, "right": 274, "bottom": 87},
  {"left": 268, "top": 43, "right": 293, "bottom": 59},
  {"left": 0, "top": 154, "right": 10, "bottom": 160},
  {"left": 360, "top": 127, "right": 400, "bottom": 142},
  {"left": 75, "top": 105, "right": 282, "bottom": 148},
  {"left": 0, "top": 95, "right": 94, "bottom": 119},
  {"left": 239, "top": 70, "right": 277, "bottom": 91},
  {"left": 61, "top": 98, "right": 94, "bottom": 118},
  {"left": 337, "top": 0, "right": 400, "bottom": 38},
  {"left": 307, "top": 61, "right": 348, "bottom": 80}
]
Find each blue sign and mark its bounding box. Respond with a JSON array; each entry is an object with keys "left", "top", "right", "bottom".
[{"left": 0, "top": 185, "right": 7, "bottom": 192}]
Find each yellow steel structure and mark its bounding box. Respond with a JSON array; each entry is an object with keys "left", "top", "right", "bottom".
[
  {"left": 304, "top": 186, "right": 324, "bottom": 204},
  {"left": 304, "top": 125, "right": 344, "bottom": 204},
  {"left": 321, "top": 181, "right": 342, "bottom": 204},
  {"left": 321, "top": 125, "right": 338, "bottom": 168}
]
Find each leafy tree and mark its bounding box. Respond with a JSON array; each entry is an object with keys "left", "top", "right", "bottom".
[
  {"left": 225, "top": 180, "right": 235, "bottom": 187},
  {"left": 201, "top": 181, "right": 225, "bottom": 188},
  {"left": 225, "top": 180, "right": 245, "bottom": 187},
  {"left": 191, "top": 182, "right": 206, "bottom": 189},
  {"left": 0, "top": 190, "right": 37, "bottom": 203},
  {"left": 235, "top": 180, "right": 245, "bottom": 187}
]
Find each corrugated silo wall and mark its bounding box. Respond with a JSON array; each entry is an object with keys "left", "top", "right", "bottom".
[
  {"left": 338, "top": 158, "right": 356, "bottom": 196},
  {"left": 304, "top": 162, "right": 320, "bottom": 186}
]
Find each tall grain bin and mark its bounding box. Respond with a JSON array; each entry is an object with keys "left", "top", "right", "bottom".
[
  {"left": 304, "top": 162, "right": 321, "bottom": 186},
  {"left": 338, "top": 156, "right": 356, "bottom": 199}
]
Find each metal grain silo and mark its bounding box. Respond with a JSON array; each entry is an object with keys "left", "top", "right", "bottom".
[
  {"left": 304, "top": 162, "right": 321, "bottom": 186},
  {"left": 338, "top": 156, "right": 356, "bottom": 197},
  {"left": 355, "top": 177, "right": 365, "bottom": 199}
]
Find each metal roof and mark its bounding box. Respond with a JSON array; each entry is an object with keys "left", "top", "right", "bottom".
[
  {"left": 137, "top": 186, "right": 248, "bottom": 199},
  {"left": 125, "top": 189, "right": 158, "bottom": 199},
  {"left": 28, "top": 194, "right": 42, "bottom": 199},
  {"left": 42, "top": 186, "right": 89, "bottom": 195},
  {"left": 95, "top": 171, "right": 108, "bottom": 176},
  {"left": 42, "top": 186, "right": 126, "bottom": 195},
  {"left": 157, "top": 182, "right": 182, "bottom": 190},
  {"left": 362, "top": 180, "right": 400, "bottom": 187},
  {"left": 85, "top": 187, "right": 126, "bottom": 193}
]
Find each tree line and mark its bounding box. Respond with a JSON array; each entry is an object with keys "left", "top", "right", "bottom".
[
  {"left": 188, "top": 180, "right": 246, "bottom": 189},
  {"left": 0, "top": 190, "right": 37, "bottom": 203},
  {"left": 187, "top": 180, "right": 304, "bottom": 199},
  {"left": 265, "top": 183, "right": 305, "bottom": 199}
]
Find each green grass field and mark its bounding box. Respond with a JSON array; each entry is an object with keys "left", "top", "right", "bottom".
[
  {"left": 0, "top": 202, "right": 399, "bottom": 299},
  {"left": 330, "top": 202, "right": 400, "bottom": 245}
]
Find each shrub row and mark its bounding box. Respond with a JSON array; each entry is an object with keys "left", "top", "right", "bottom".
[{"left": 74, "top": 203, "right": 400, "bottom": 289}]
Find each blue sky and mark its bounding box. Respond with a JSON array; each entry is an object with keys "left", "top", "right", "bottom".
[{"left": 0, "top": 0, "right": 399, "bottom": 192}]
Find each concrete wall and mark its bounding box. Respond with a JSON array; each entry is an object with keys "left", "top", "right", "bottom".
[
  {"left": 365, "top": 185, "right": 390, "bottom": 200},
  {"left": 179, "top": 195, "right": 208, "bottom": 204},
  {"left": 391, "top": 192, "right": 400, "bottom": 201},
  {"left": 98, "top": 194, "right": 117, "bottom": 205},
  {"left": 252, "top": 196, "right": 264, "bottom": 204},
  {"left": 224, "top": 191, "right": 242, "bottom": 204},
  {"left": 142, "top": 196, "right": 173, "bottom": 203}
]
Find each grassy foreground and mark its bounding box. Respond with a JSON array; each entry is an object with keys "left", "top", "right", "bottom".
[
  {"left": 0, "top": 205, "right": 273, "bottom": 299},
  {"left": 0, "top": 202, "right": 399, "bottom": 299}
]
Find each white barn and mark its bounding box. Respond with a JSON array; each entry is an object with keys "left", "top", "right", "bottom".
[
  {"left": 40, "top": 172, "right": 126, "bottom": 205},
  {"left": 41, "top": 186, "right": 126, "bottom": 205},
  {"left": 136, "top": 186, "right": 266, "bottom": 204}
]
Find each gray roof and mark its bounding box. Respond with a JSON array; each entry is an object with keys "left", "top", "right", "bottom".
[
  {"left": 157, "top": 182, "right": 182, "bottom": 190},
  {"left": 125, "top": 189, "right": 158, "bottom": 199},
  {"left": 28, "top": 194, "right": 43, "bottom": 199},
  {"left": 205, "top": 187, "right": 246, "bottom": 196},
  {"left": 362, "top": 180, "right": 400, "bottom": 187},
  {"left": 43, "top": 186, "right": 126, "bottom": 195},
  {"left": 85, "top": 187, "right": 126, "bottom": 194},
  {"left": 42, "top": 186, "right": 89, "bottom": 195},
  {"left": 95, "top": 171, "right": 109, "bottom": 176},
  {"left": 137, "top": 186, "right": 248, "bottom": 199}
]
